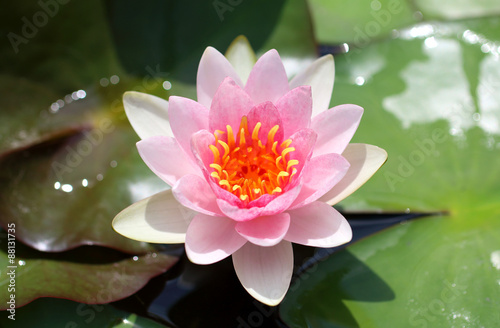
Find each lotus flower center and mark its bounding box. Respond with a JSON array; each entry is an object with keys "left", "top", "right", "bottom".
[{"left": 209, "top": 116, "right": 298, "bottom": 204}]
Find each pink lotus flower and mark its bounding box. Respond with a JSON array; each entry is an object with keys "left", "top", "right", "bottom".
[{"left": 113, "top": 37, "right": 387, "bottom": 305}]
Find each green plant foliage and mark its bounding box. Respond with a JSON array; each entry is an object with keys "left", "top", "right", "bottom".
[
  {"left": 0, "top": 298, "right": 173, "bottom": 327},
  {"left": 281, "top": 16, "right": 500, "bottom": 327}
]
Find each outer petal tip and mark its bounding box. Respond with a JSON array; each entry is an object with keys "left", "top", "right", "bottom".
[
  {"left": 320, "top": 143, "right": 388, "bottom": 206},
  {"left": 123, "top": 91, "right": 172, "bottom": 139},
  {"left": 233, "top": 241, "right": 293, "bottom": 306},
  {"left": 112, "top": 190, "right": 194, "bottom": 244}
]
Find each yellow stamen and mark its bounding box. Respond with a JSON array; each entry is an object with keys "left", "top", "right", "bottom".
[
  {"left": 227, "top": 125, "right": 235, "bottom": 149},
  {"left": 252, "top": 122, "right": 261, "bottom": 142},
  {"left": 286, "top": 160, "right": 299, "bottom": 171},
  {"left": 268, "top": 125, "right": 279, "bottom": 145},
  {"left": 208, "top": 117, "right": 299, "bottom": 204},
  {"left": 218, "top": 140, "right": 230, "bottom": 159},
  {"left": 209, "top": 145, "right": 220, "bottom": 163}
]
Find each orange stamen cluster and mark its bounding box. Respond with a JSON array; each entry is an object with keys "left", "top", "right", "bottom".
[{"left": 209, "top": 116, "right": 298, "bottom": 204}]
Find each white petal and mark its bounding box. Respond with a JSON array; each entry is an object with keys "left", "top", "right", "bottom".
[
  {"left": 225, "top": 35, "right": 256, "bottom": 85},
  {"left": 320, "top": 144, "right": 387, "bottom": 206},
  {"left": 123, "top": 91, "right": 173, "bottom": 139},
  {"left": 290, "top": 55, "right": 335, "bottom": 117},
  {"left": 232, "top": 241, "right": 293, "bottom": 306},
  {"left": 112, "top": 190, "right": 195, "bottom": 243},
  {"left": 286, "top": 202, "right": 352, "bottom": 247}
]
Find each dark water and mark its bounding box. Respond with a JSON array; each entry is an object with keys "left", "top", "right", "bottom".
[{"left": 112, "top": 212, "right": 431, "bottom": 328}]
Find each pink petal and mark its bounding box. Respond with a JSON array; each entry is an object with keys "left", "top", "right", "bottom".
[
  {"left": 287, "top": 128, "right": 318, "bottom": 176},
  {"left": 320, "top": 143, "right": 388, "bottom": 206},
  {"left": 137, "top": 136, "right": 202, "bottom": 186},
  {"left": 289, "top": 54, "right": 335, "bottom": 117},
  {"left": 185, "top": 214, "right": 247, "bottom": 265},
  {"left": 275, "top": 86, "right": 312, "bottom": 139},
  {"left": 206, "top": 174, "right": 244, "bottom": 206},
  {"left": 260, "top": 183, "right": 302, "bottom": 216},
  {"left": 197, "top": 47, "right": 244, "bottom": 109},
  {"left": 233, "top": 241, "right": 293, "bottom": 306},
  {"left": 244, "top": 49, "right": 289, "bottom": 104},
  {"left": 285, "top": 201, "right": 352, "bottom": 247},
  {"left": 235, "top": 213, "right": 290, "bottom": 247},
  {"left": 217, "top": 183, "right": 302, "bottom": 222},
  {"left": 190, "top": 130, "right": 216, "bottom": 170},
  {"left": 216, "top": 198, "right": 263, "bottom": 222},
  {"left": 208, "top": 77, "right": 255, "bottom": 134},
  {"left": 290, "top": 153, "right": 350, "bottom": 209},
  {"left": 172, "top": 174, "right": 223, "bottom": 217},
  {"left": 113, "top": 189, "right": 195, "bottom": 244},
  {"left": 311, "top": 104, "right": 363, "bottom": 156},
  {"left": 168, "top": 96, "right": 209, "bottom": 163},
  {"left": 247, "top": 101, "right": 284, "bottom": 144}
]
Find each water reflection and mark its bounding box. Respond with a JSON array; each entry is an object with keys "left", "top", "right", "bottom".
[
  {"left": 384, "top": 38, "right": 474, "bottom": 136},
  {"left": 491, "top": 250, "right": 500, "bottom": 270}
]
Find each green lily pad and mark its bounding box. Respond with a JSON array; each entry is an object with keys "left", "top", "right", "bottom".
[
  {"left": 0, "top": 124, "right": 171, "bottom": 253},
  {"left": 281, "top": 17, "right": 500, "bottom": 327},
  {"left": 414, "top": 0, "right": 500, "bottom": 20},
  {"left": 306, "top": 0, "right": 418, "bottom": 45},
  {"left": 0, "top": 239, "right": 178, "bottom": 309},
  {"left": 0, "top": 298, "right": 173, "bottom": 327}
]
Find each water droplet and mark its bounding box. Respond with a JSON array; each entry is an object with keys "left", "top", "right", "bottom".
[
  {"left": 354, "top": 76, "right": 365, "bottom": 86},
  {"left": 462, "top": 30, "right": 479, "bottom": 44},
  {"left": 54, "top": 181, "right": 61, "bottom": 190},
  {"left": 472, "top": 113, "right": 481, "bottom": 121},
  {"left": 61, "top": 184, "right": 73, "bottom": 193},
  {"left": 77, "top": 89, "right": 86, "bottom": 99},
  {"left": 405, "top": 208, "right": 411, "bottom": 213},
  {"left": 110, "top": 160, "right": 118, "bottom": 168},
  {"left": 96, "top": 174, "right": 103, "bottom": 181},
  {"left": 50, "top": 102, "right": 60, "bottom": 113},
  {"left": 19, "top": 260, "right": 26, "bottom": 266},
  {"left": 64, "top": 94, "right": 73, "bottom": 103},
  {"left": 341, "top": 43, "right": 349, "bottom": 53},
  {"left": 413, "top": 11, "right": 423, "bottom": 20},
  {"left": 82, "top": 179, "right": 88, "bottom": 187},
  {"left": 132, "top": 256, "right": 139, "bottom": 261},
  {"left": 162, "top": 81, "right": 172, "bottom": 90},
  {"left": 481, "top": 43, "right": 492, "bottom": 53},
  {"left": 110, "top": 75, "right": 120, "bottom": 84},
  {"left": 100, "top": 78, "right": 109, "bottom": 87},
  {"left": 71, "top": 91, "right": 79, "bottom": 100},
  {"left": 56, "top": 99, "right": 65, "bottom": 108}
]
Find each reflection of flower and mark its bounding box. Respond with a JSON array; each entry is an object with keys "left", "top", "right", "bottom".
[{"left": 113, "top": 37, "right": 387, "bottom": 305}]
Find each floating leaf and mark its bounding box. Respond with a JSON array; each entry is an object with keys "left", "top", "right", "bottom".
[
  {"left": 281, "top": 17, "right": 500, "bottom": 327},
  {"left": 306, "top": 0, "right": 417, "bottom": 45},
  {"left": 0, "top": 298, "right": 173, "bottom": 327},
  {"left": 0, "top": 240, "right": 177, "bottom": 309},
  {"left": 0, "top": 125, "right": 170, "bottom": 253}
]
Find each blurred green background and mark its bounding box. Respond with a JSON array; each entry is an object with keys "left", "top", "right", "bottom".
[{"left": 1, "top": 0, "right": 499, "bottom": 327}]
